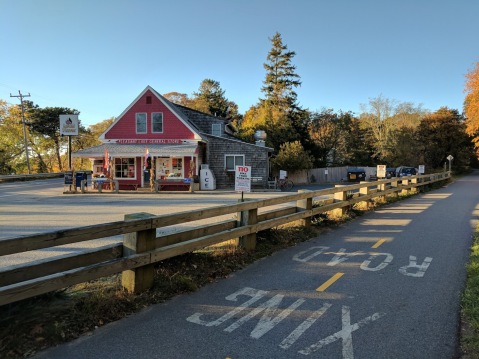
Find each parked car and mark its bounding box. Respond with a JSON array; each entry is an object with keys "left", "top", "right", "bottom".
[{"left": 396, "top": 166, "right": 417, "bottom": 177}]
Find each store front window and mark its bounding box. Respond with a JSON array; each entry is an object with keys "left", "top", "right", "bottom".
[
  {"left": 172, "top": 157, "right": 183, "bottom": 178},
  {"left": 157, "top": 157, "right": 184, "bottom": 179},
  {"left": 114, "top": 158, "right": 136, "bottom": 179}
]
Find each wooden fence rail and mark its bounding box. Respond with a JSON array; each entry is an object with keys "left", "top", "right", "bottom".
[{"left": 0, "top": 172, "right": 451, "bottom": 306}]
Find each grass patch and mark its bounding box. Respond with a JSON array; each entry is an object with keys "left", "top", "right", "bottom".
[
  {"left": 0, "top": 177, "right": 452, "bottom": 357},
  {"left": 462, "top": 220, "right": 479, "bottom": 358}
]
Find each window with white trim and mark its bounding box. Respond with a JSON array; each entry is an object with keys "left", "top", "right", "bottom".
[
  {"left": 152, "top": 113, "right": 163, "bottom": 133},
  {"left": 212, "top": 123, "right": 221, "bottom": 136},
  {"left": 114, "top": 158, "right": 136, "bottom": 179},
  {"left": 136, "top": 113, "right": 147, "bottom": 133},
  {"left": 225, "top": 155, "right": 244, "bottom": 171},
  {"left": 171, "top": 157, "right": 183, "bottom": 178}
]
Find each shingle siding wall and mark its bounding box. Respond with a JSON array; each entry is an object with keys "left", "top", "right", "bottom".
[
  {"left": 204, "top": 135, "right": 269, "bottom": 188},
  {"left": 176, "top": 106, "right": 227, "bottom": 135}
]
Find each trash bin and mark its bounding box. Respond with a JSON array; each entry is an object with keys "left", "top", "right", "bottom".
[
  {"left": 347, "top": 168, "right": 366, "bottom": 182},
  {"left": 75, "top": 171, "right": 88, "bottom": 188}
]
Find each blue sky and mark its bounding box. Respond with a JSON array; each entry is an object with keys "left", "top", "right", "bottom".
[{"left": 1, "top": 0, "right": 478, "bottom": 127}]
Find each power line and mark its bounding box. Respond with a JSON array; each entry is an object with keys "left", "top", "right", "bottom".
[{"left": 10, "top": 91, "right": 32, "bottom": 174}]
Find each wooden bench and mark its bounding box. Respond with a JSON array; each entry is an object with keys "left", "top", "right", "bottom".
[{"left": 251, "top": 177, "right": 276, "bottom": 189}]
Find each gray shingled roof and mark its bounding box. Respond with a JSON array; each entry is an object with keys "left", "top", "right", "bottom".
[{"left": 72, "top": 143, "right": 198, "bottom": 157}]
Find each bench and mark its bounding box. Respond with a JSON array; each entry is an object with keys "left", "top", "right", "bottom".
[{"left": 252, "top": 177, "right": 276, "bottom": 189}]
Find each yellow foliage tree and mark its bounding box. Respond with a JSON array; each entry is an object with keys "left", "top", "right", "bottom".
[{"left": 464, "top": 61, "right": 479, "bottom": 150}]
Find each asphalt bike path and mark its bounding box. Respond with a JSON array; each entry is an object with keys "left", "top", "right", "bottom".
[{"left": 36, "top": 172, "right": 479, "bottom": 358}]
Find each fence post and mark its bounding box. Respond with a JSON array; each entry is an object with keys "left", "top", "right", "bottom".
[
  {"left": 122, "top": 212, "right": 155, "bottom": 293},
  {"left": 81, "top": 179, "right": 85, "bottom": 194},
  {"left": 377, "top": 180, "right": 387, "bottom": 203},
  {"left": 401, "top": 178, "right": 409, "bottom": 195},
  {"left": 332, "top": 185, "right": 348, "bottom": 217},
  {"left": 115, "top": 180, "right": 119, "bottom": 193},
  {"left": 411, "top": 177, "right": 418, "bottom": 193},
  {"left": 297, "top": 189, "right": 312, "bottom": 228},
  {"left": 98, "top": 181, "right": 102, "bottom": 193},
  {"left": 154, "top": 180, "right": 159, "bottom": 194},
  {"left": 359, "top": 181, "right": 370, "bottom": 210},
  {"left": 390, "top": 179, "right": 399, "bottom": 198},
  {"left": 236, "top": 199, "right": 257, "bottom": 250}
]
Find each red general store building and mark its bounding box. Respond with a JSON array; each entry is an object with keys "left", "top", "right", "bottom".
[{"left": 73, "top": 86, "right": 273, "bottom": 190}]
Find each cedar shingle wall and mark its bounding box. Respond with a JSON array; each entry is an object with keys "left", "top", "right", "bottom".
[{"left": 204, "top": 135, "right": 270, "bottom": 188}]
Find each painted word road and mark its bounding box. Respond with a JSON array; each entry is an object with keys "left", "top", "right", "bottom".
[
  {"left": 293, "top": 246, "right": 433, "bottom": 278},
  {"left": 187, "top": 287, "right": 385, "bottom": 358}
]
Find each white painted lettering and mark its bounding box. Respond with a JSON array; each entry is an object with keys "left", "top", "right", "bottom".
[
  {"left": 399, "top": 255, "right": 433, "bottom": 277},
  {"left": 360, "top": 253, "right": 393, "bottom": 271},
  {"left": 293, "top": 246, "right": 330, "bottom": 262},
  {"left": 299, "top": 306, "right": 385, "bottom": 358},
  {"left": 224, "top": 294, "right": 305, "bottom": 340},
  {"left": 327, "top": 248, "right": 364, "bottom": 266},
  {"left": 186, "top": 287, "right": 267, "bottom": 327},
  {"left": 279, "top": 302, "right": 332, "bottom": 350}
]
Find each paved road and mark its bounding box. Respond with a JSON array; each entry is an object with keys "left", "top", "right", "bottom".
[
  {"left": 0, "top": 179, "right": 334, "bottom": 268},
  {"left": 35, "top": 173, "right": 479, "bottom": 358}
]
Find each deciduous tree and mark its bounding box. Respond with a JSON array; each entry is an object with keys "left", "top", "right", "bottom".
[
  {"left": 464, "top": 61, "right": 479, "bottom": 150},
  {"left": 272, "top": 141, "right": 313, "bottom": 173}
]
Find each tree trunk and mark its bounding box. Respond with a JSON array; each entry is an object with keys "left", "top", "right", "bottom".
[{"left": 55, "top": 139, "right": 63, "bottom": 172}]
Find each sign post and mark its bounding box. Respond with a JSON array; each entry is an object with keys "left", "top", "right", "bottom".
[
  {"left": 60, "top": 115, "right": 79, "bottom": 171},
  {"left": 325, "top": 168, "right": 328, "bottom": 183},
  {"left": 60, "top": 115, "right": 79, "bottom": 192},
  {"left": 235, "top": 165, "right": 251, "bottom": 201},
  {"left": 447, "top": 155, "right": 454, "bottom": 172}
]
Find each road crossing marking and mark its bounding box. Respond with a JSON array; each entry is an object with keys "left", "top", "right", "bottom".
[
  {"left": 298, "top": 306, "right": 386, "bottom": 357},
  {"left": 371, "top": 239, "right": 386, "bottom": 248},
  {"left": 316, "top": 273, "right": 344, "bottom": 292}
]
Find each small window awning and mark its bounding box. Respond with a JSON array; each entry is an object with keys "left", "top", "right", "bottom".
[{"left": 72, "top": 143, "right": 199, "bottom": 158}]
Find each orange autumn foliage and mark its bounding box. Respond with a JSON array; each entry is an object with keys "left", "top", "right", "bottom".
[{"left": 464, "top": 61, "right": 479, "bottom": 149}]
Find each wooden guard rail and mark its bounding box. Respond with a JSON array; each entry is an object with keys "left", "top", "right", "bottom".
[{"left": 0, "top": 172, "right": 451, "bottom": 306}]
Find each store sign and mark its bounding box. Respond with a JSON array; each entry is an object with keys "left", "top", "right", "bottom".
[
  {"left": 377, "top": 165, "right": 386, "bottom": 178},
  {"left": 59, "top": 115, "right": 79, "bottom": 136},
  {"left": 64, "top": 171, "right": 73, "bottom": 184},
  {"left": 235, "top": 165, "right": 251, "bottom": 192},
  {"left": 115, "top": 139, "right": 183, "bottom": 144}
]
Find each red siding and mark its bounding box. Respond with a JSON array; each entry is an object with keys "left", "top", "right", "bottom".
[{"left": 105, "top": 90, "right": 195, "bottom": 140}]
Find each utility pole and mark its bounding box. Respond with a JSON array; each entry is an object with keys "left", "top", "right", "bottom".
[{"left": 10, "top": 91, "right": 31, "bottom": 174}]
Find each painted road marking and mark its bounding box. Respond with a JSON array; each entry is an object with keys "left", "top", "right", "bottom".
[
  {"left": 327, "top": 248, "right": 364, "bottom": 266},
  {"left": 224, "top": 294, "right": 305, "bottom": 339},
  {"left": 292, "top": 246, "right": 432, "bottom": 277},
  {"left": 298, "top": 306, "right": 386, "bottom": 357},
  {"left": 187, "top": 287, "right": 267, "bottom": 327},
  {"left": 371, "top": 239, "right": 386, "bottom": 248},
  {"left": 316, "top": 273, "right": 344, "bottom": 292},
  {"left": 279, "top": 302, "right": 332, "bottom": 350},
  {"left": 399, "top": 256, "right": 433, "bottom": 277},
  {"left": 187, "top": 287, "right": 387, "bottom": 357},
  {"left": 360, "top": 253, "right": 393, "bottom": 272}
]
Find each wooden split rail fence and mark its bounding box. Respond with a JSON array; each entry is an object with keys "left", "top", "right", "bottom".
[{"left": 0, "top": 172, "right": 451, "bottom": 306}]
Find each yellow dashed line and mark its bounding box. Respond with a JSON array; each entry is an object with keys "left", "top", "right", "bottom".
[
  {"left": 316, "top": 273, "right": 344, "bottom": 292},
  {"left": 371, "top": 239, "right": 386, "bottom": 248}
]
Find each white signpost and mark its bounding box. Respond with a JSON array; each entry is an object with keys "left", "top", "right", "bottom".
[
  {"left": 377, "top": 165, "right": 386, "bottom": 178},
  {"left": 280, "top": 170, "right": 287, "bottom": 179},
  {"left": 418, "top": 165, "right": 425, "bottom": 174},
  {"left": 447, "top": 155, "right": 454, "bottom": 172},
  {"left": 235, "top": 165, "right": 251, "bottom": 195}
]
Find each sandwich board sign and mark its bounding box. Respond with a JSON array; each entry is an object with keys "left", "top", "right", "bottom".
[
  {"left": 235, "top": 166, "right": 251, "bottom": 192},
  {"left": 377, "top": 165, "right": 386, "bottom": 178}
]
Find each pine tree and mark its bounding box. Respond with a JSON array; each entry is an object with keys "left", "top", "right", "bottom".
[{"left": 261, "top": 32, "right": 302, "bottom": 108}]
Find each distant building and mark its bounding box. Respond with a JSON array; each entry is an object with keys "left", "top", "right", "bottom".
[{"left": 73, "top": 86, "right": 273, "bottom": 190}]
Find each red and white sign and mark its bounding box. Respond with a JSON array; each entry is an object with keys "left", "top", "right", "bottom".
[
  {"left": 115, "top": 139, "right": 183, "bottom": 144},
  {"left": 377, "top": 165, "right": 386, "bottom": 178},
  {"left": 235, "top": 165, "right": 251, "bottom": 192},
  {"left": 418, "top": 165, "right": 425, "bottom": 174}
]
